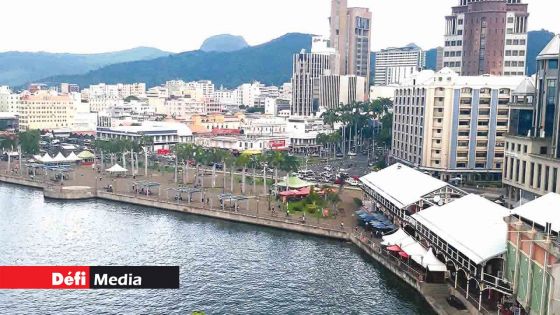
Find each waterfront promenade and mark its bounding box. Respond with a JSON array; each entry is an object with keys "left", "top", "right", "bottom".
[{"left": 0, "top": 162, "right": 479, "bottom": 315}]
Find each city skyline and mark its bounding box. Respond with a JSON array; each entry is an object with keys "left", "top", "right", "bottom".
[{"left": 0, "top": 0, "right": 556, "bottom": 54}]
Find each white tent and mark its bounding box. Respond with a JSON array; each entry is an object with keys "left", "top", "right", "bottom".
[
  {"left": 106, "top": 164, "right": 128, "bottom": 173},
  {"left": 381, "top": 229, "right": 410, "bottom": 246},
  {"left": 423, "top": 248, "right": 447, "bottom": 272},
  {"left": 41, "top": 153, "right": 54, "bottom": 163},
  {"left": 401, "top": 240, "right": 428, "bottom": 266},
  {"left": 53, "top": 152, "right": 66, "bottom": 163},
  {"left": 65, "top": 152, "right": 81, "bottom": 162}
]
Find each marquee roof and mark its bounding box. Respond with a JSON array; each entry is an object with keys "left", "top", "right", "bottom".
[
  {"left": 360, "top": 163, "right": 448, "bottom": 209},
  {"left": 412, "top": 194, "right": 510, "bottom": 265}
]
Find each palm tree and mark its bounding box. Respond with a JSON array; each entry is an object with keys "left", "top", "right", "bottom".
[
  {"left": 266, "top": 151, "right": 284, "bottom": 193},
  {"left": 224, "top": 152, "right": 236, "bottom": 192},
  {"left": 235, "top": 153, "right": 251, "bottom": 194},
  {"left": 176, "top": 143, "right": 196, "bottom": 184},
  {"left": 193, "top": 146, "right": 207, "bottom": 188},
  {"left": 279, "top": 153, "right": 300, "bottom": 192},
  {"left": 326, "top": 192, "right": 341, "bottom": 215}
]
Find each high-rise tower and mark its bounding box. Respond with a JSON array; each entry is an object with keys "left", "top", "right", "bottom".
[
  {"left": 329, "top": 0, "right": 371, "bottom": 91},
  {"left": 442, "top": 0, "right": 529, "bottom": 76}
]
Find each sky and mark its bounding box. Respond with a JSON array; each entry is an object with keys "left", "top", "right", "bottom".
[{"left": 0, "top": 0, "right": 557, "bottom": 54}]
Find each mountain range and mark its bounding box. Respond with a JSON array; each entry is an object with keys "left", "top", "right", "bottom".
[
  {"left": 42, "top": 33, "right": 312, "bottom": 89},
  {"left": 2, "top": 29, "right": 556, "bottom": 90},
  {"left": 0, "top": 47, "right": 170, "bottom": 87}
]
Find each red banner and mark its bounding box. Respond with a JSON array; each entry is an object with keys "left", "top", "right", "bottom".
[
  {"left": 0, "top": 266, "right": 179, "bottom": 289},
  {"left": 0, "top": 266, "right": 90, "bottom": 289},
  {"left": 269, "top": 139, "right": 286, "bottom": 148}
]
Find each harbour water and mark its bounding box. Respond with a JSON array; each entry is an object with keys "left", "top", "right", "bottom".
[{"left": 0, "top": 184, "right": 435, "bottom": 314}]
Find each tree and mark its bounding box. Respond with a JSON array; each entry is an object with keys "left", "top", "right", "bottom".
[
  {"left": 266, "top": 150, "right": 284, "bottom": 192},
  {"left": 176, "top": 143, "right": 196, "bottom": 184},
  {"left": 0, "top": 137, "right": 16, "bottom": 152},
  {"left": 326, "top": 192, "right": 341, "bottom": 214},
  {"left": 235, "top": 153, "right": 251, "bottom": 194},
  {"left": 18, "top": 130, "right": 40, "bottom": 155}
]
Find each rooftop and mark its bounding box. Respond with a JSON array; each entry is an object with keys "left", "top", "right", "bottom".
[
  {"left": 359, "top": 163, "right": 449, "bottom": 209},
  {"left": 512, "top": 193, "right": 560, "bottom": 232},
  {"left": 537, "top": 34, "right": 560, "bottom": 60},
  {"left": 412, "top": 194, "right": 510, "bottom": 265}
]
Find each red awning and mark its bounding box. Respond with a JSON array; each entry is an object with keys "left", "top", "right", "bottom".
[
  {"left": 398, "top": 251, "right": 410, "bottom": 259},
  {"left": 386, "top": 245, "right": 402, "bottom": 252},
  {"left": 279, "top": 187, "right": 311, "bottom": 197}
]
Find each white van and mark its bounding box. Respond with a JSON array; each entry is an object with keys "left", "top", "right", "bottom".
[{"left": 297, "top": 170, "right": 315, "bottom": 178}]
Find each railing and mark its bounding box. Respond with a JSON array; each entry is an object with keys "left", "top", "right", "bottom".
[
  {"left": 99, "top": 190, "right": 349, "bottom": 236},
  {"left": 352, "top": 230, "right": 425, "bottom": 283},
  {"left": 481, "top": 273, "right": 513, "bottom": 295}
]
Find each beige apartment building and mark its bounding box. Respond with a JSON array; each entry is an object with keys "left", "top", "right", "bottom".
[
  {"left": 391, "top": 68, "right": 526, "bottom": 182},
  {"left": 18, "top": 91, "right": 77, "bottom": 130}
]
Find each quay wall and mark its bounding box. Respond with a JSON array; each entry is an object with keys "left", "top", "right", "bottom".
[
  {"left": 97, "top": 192, "right": 349, "bottom": 241},
  {"left": 44, "top": 188, "right": 96, "bottom": 200},
  {"left": 0, "top": 175, "right": 44, "bottom": 189}
]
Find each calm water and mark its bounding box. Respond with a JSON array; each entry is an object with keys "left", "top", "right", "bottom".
[{"left": 0, "top": 183, "right": 434, "bottom": 315}]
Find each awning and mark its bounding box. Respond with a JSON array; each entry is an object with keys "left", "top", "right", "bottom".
[
  {"left": 278, "top": 187, "right": 311, "bottom": 197},
  {"left": 424, "top": 248, "right": 447, "bottom": 272},
  {"left": 277, "top": 176, "right": 315, "bottom": 189},
  {"left": 381, "top": 229, "right": 409, "bottom": 246}
]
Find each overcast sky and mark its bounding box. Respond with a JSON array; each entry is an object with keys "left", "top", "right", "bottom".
[{"left": 1, "top": 0, "right": 557, "bottom": 54}]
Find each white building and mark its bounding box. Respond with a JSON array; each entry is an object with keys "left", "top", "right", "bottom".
[
  {"left": 374, "top": 44, "right": 425, "bottom": 86},
  {"left": 97, "top": 121, "right": 193, "bottom": 150}
]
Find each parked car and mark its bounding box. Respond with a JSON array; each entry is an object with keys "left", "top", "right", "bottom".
[
  {"left": 346, "top": 178, "right": 359, "bottom": 186},
  {"left": 446, "top": 295, "right": 466, "bottom": 310},
  {"left": 334, "top": 178, "right": 345, "bottom": 185},
  {"left": 347, "top": 151, "right": 357, "bottom": 157},
  {"left": 323, "top": 166, "right": 333, "bottom": 172}
]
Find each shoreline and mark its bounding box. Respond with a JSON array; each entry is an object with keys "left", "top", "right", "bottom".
[{"left": 0, "top": 174, "right": 473, "bottom": 315}]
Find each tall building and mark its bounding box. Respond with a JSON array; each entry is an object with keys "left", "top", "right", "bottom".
[
  {"left": 329, "top": 0, "right": 371, "bottom": 89},
  {"left": 443, "top": 0, "right": 529, "bottom": 76},
  {"left": 319, "top": 75, "right": 366, "bottom": 110},
  {"left": 391, "top": 69, "right": 526, "bottom": 181},
  {"left": 503, "top": 35, "right": 560, "bottom": 206},
  {"left": 374, "top": 44, "right": 425, "bottom": 86},
  {"left": 291, "top": 36, "right": 337, "bottom": 117}
]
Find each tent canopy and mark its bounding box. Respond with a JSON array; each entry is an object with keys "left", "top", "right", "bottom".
[
  {"left": 277, "top": 176, "right": 315, "bottom": 189},
  {"left": 78, "top": 150, "right": 95, "bottom": 159},
  {"left": 424, "top": 248, "right": 447, "bottom": 272},
  {"left": 40, "top": 153, "right": 54, "bottom": 163},
  {"left": 381, "top": 229, "right": 410, "bottom": 246},
  {"left": 65, "top": 152, "right": 81, "bottom": 162},
  {"left": 106, "top": 164, "right": 128, "bottom": 173},
  {"left": 52, "top": 152, "right": 67, "bottom": 162},
  {"left": 412, "top": 194, "right": 509, "bottom": 265}
]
